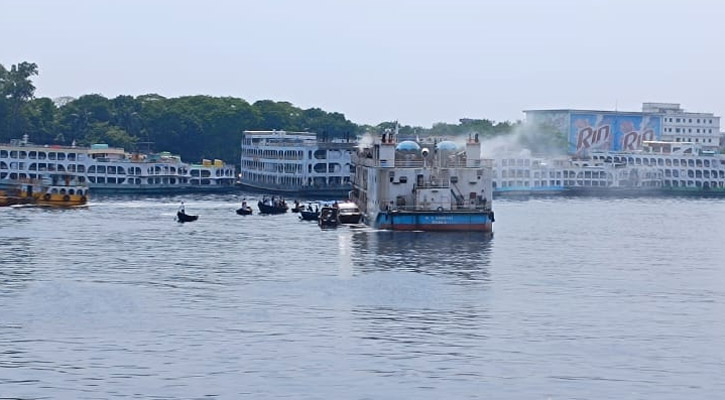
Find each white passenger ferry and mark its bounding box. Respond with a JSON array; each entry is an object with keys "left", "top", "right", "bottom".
[
  {"left": 492, "top": 141, "right": 725, "bottom": 196},
  {"left": 351, "top": 133, "right": 494, "bottom": 232},
  {"left": 240, "top": 130, "right": 356, "bottom": 197},
  {"left": 0, "top": 136, "right": 236, "bottom": 194}
]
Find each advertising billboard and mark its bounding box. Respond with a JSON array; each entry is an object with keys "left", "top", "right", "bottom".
[{"left": 569, "top": 113, "right": 661, "bottom": 154}]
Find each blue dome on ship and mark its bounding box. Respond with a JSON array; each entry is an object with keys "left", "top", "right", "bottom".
[
  {"left": 395, "top": 141, "right": 421, "bottom": 153},
  {"left": 436, "top": 140, "right": 460, "bottom": 152}
]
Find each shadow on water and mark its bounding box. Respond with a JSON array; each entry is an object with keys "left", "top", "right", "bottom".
[{"left": 348, "top": 230, "right": 493, "bottom": 284}]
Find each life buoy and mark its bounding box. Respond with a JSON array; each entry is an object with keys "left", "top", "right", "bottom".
[
  {"left": 436, "top": 206, "right": 444, "bottom": 212},
  {"left": 63, "top": 195, "right": 70, "bottom": 202},
  {"left": 44, "top": 193, "right": 51, "bottom": 201}
]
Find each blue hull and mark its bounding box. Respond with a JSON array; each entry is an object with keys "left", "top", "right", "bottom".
[{"left": 371, "top": 211, "right": 494, "bottom": 232}]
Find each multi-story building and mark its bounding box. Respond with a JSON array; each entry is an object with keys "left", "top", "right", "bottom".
[
  {"left": 525, "top": 103, "right": 722, "bottom": 155},
  {"left": 642, "top": 103, "right": 720, "bottom": 149},
  {"left": 239, "top": 130, "right": 355, "bottom": 197}
]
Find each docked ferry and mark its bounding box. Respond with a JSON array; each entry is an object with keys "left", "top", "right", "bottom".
[
  {"left": 0, "top": 136, "right": 236, "bottom": 194},
  {"left": 240, "top": 130, "right": 356, "bottom": 197},
  {"left": 351, "top": 133, "right": 494, "bottom": 232},
  {"left": 492, "top": 141, "right": 725, "bottom": 196}
]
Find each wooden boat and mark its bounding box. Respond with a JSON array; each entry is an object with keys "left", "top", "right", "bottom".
[
  {"left": 1, "top": 174, "right": 88, "bottom": 207},
  {"left": 0, "top": 188, "right": 30, "bottom": 207},
  {"left": 177, "top": 211, "right": 199, "bottom": 222},
  {"left": 236, "top": 206, "right": 253, "bottom": 215},
  {"left": 318, "top": 206, "right": 339, "bottom": 228},
  {"left": 258, "top": 197, "right": 288, "bottom": 214}
]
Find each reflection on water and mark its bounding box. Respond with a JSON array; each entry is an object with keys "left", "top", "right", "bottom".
[
  {"left": 349, "top": 230, "right": 492, "bottom": 284},
  {"left": 0, "top": 195, "right": 724, "bottom": 399}
]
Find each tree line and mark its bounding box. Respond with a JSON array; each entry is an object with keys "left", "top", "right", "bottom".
[{"left": 2, "top": 61, "right": 564, "bottom": 163}]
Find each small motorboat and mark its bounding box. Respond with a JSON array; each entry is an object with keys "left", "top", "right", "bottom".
[
  {"left": 336, "top": 201, "right": 363, "bottom": 224},
  {"left": 236, "top": 200, "right": 253, "bottom": 215},
  {"left": 236, "top": 206, "right": 253, "bottom": 215},
  {"left": 318, "top": 206, "right": 339, "bottom": 228},
  {"left": 177, "top": 211, "right": 199, "bottom": 223}
]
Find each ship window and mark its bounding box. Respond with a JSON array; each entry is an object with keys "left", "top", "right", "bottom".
[
  {"left": 68, "top": 153, "right": 76, "bottom": 161},
  {"left": 97, "top": 177, "right": 105, "bottom": 184},
  {"left": 29, "top": 151, "right": 37, "bottom": 159},
  {"left": 19, "top": 151, "right": 27, "bottom": 159},
  {"left": 77, "top": 165, "right": 85, "bottom": 173},
  {"left": 57, "top": 153, "right": 65, "bottom": 161},
  {"left": 108, "top": 166, "right": 116, "bottom": 174},
  {"left": 97, "top": 165, "right": 106, "bottom": 173},
  {"left": 69, "top": 189, "right": 75, "bottom": 195},
  {"left": 0, "top": 150, "right": 7, "bottom": 158},
  {"left": 48, "top": 152, "right": 56, "bottom": 160}
]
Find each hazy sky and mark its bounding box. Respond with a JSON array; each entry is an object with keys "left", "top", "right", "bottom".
[{"left": 2, "top": 0, "right": 724, "bottom": 127}]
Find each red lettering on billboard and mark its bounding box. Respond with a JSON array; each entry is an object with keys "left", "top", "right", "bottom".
[{"left": 577, "top": 125, "right": 610, "bottom": 152}]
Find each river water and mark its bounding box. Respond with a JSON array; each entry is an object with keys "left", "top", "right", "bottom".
[{"left": 1, "top": 195, "right": 724, "bottom": 399}]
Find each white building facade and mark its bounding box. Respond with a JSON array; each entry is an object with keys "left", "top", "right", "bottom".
[{"left": 642, "top": 103, "right": 720, "bottom": 149}]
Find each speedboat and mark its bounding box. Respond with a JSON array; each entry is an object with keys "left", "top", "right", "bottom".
[{"left": 336, "top": 201, "right": 362, "bottom": 224}]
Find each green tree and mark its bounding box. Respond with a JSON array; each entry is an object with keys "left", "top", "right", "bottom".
[{"left": 2, "top": 62, "right": 39, "bottom": 139}]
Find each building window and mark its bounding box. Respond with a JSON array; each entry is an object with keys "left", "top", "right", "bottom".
[{"left": 676, "top": 118, "right": 680, "bottom": 122}]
